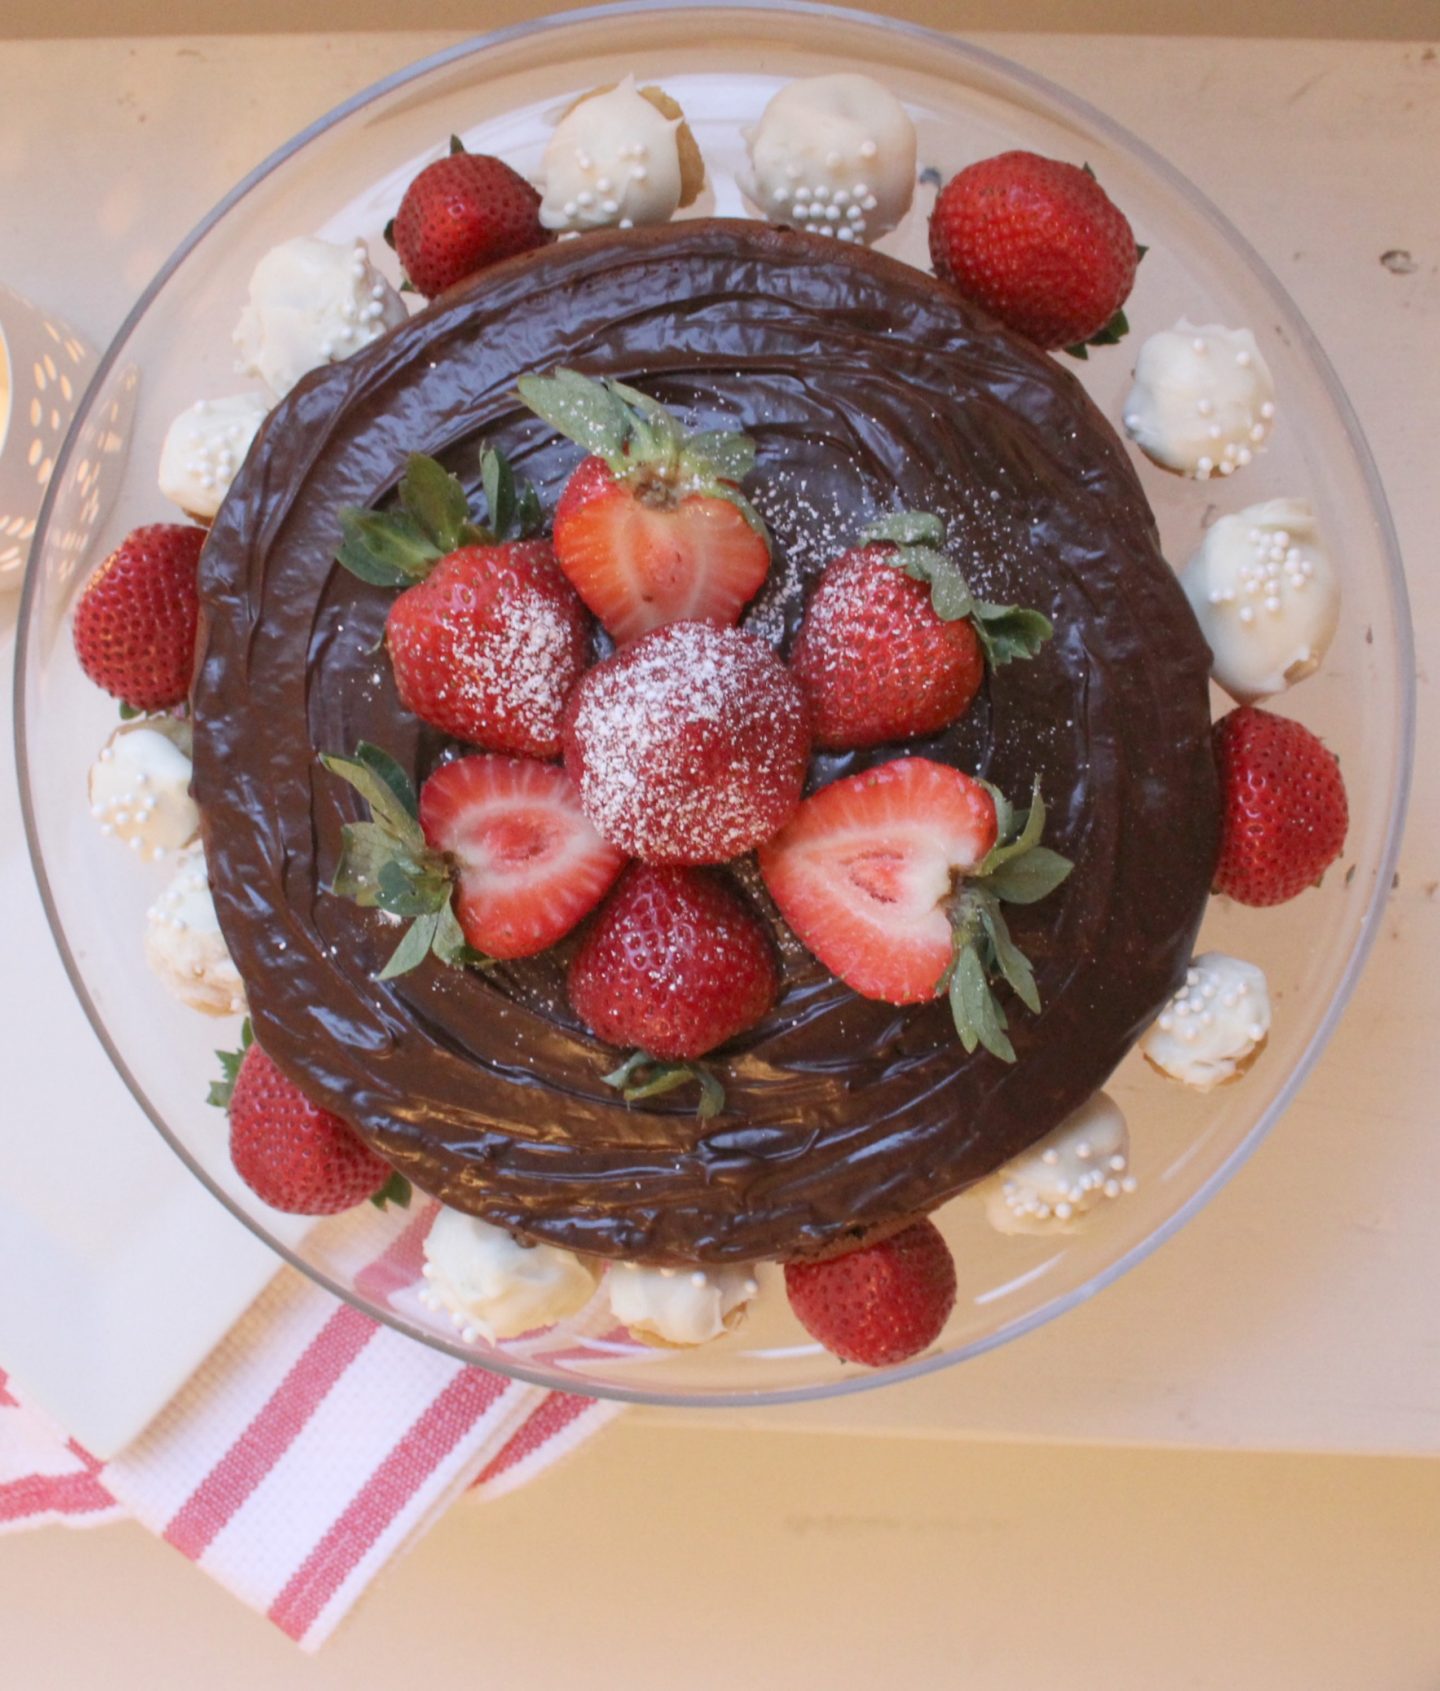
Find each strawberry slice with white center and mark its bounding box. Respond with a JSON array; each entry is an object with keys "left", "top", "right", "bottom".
[
  {"left": 321, "top": 741, "right": 623, "bottom": 978},
  {"left": 518, "top": 368, "right": 770, "bottom": 644},
  {"left": 759, "top": 756, "right": 1074, "bottom": 1062},
  {"left": 419, "top": 754, "right": 625, "bottom": 959}
]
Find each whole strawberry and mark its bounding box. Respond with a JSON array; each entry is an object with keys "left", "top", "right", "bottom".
[
  {"left": 784, "top": 1219, "right": 957, "bottom": 1366},
  {"left": 390, "top": 138, "right": 551, "bottom": 298},
  {"left": 226, "top": 1040, "right": 399, "bottom": 1214},
  {"left": 563, "top": 620, "right": 811, "bottom": 865},
  {"left": 929, "top": 150, "right": 1139, "bottom": 352},
  {"left": 790, "top": 511, "right": 1050, "bottom": 749},
  {"left": 1212, "top": 705, "right": 1347, "bottom": 905},
  {"left": 338, "top": 448, "right": 587, "bottom": 758},
  {"left": 72, "top": 523, "right": 206, "bottom": 712},
  {"left": 568, "top": 863, "right": 780, "bottom": 1062},
  {"left": 518, "top": 368, "right": 771, "bottom": 644}
]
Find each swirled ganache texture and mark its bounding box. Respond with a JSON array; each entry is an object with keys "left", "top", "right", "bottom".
[{"left": 192, "top": 220, "right": 1219, "bottom": 1265}]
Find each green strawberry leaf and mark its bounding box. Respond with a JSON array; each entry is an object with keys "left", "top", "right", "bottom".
[
  {"left": 207, "top": 1016, "right": 254, "bottom": 1109},
  {"left": 984, "top": 845, "right": 1074, "bottom": 906},
  {"left": 449, "top": 133, "right": 467, "bottom": 156},
  {"left": 352, "top": 740, "right": 419, "bottom": 823},
  {"left": 602, "top": 1051, "right": 726, "bottom": 1120},
  {"left": 118, "top": 700, "right": 141, "bottom": 722},
  {"left": 336, "top": 507, "right": 441, "bottom": 587},
  {"left": 1136, "top": 242, "right": 1149, "bottom": 262},
  {"left": 478, "top": 444, "right": 543, "bottom": 542},
  {"left": 321, "top": 750, "right": 423, "bottom": 846},
  {"left": 331, "top": 820, "right": 404, "bottom": 906},
  {"left": 382, "top": 217, "right": 396, "bottom": 251},
  {"left": 378, "top": 908, "right": 440, "bottom": 978},
  {"left": 431, "top": 900, "right": 495, "bottom": 972},
  {"left": 1065, "top": 305, "right": 1131, "bottom": 360},
  {"left": 972, "top": 603, "right": 1054, "bottom": 667},
  {"left": 863, "top": 508, "right": 1050, "bottom": 667},
  {"left": 862, "top": 511, "right": 946, "bottom": 549},
  {"left": 375, "top": 855, "right": 449, "bottom": 919},
  {"left": 517, "top": 368, "right": 631, "bottom": 467},
  {"left": 400, "top": 452, "right": 482, "bottom": 553},
  {"left": 936, "top": 781, "right": 1074, "bottom": 1061},
  {"left": 608, "top": 378, "right": 683, "bottom": 473},
  {"left": 370, "top": 1170, "right": 413, "bottom": 1211},
  {"left": 679, "top": 429, "right": 758, "bottom": 488}
]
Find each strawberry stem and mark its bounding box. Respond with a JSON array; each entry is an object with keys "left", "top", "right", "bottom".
[
  {"left": 208, "top": 1017, "right": 254, "bottom": 1109},
  {"left": 321, "top": 743, "right": 494, "bottom": 980},
  {"left": 335, "top": 445, "right": 540, "bottom": 588},
  {"left": 517, "top": 366, "right": 770, "bottom": 542},
  {"left": 369, "top": 1170, "right": 413, "bottom": 1211},
  {"left": 602, "top": 1050, "right": 726, "bottom": 1120},
  {"left": 860, "top": 510, "right": 1052, "bottom": 668},
  {"left": 936, "top": 779, "right": 1073, "bottom": 1063}
]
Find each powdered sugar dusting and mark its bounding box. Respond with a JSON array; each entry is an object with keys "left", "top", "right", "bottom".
[{"left": 567, "top": 621, "right": 810, "bottom": 863}]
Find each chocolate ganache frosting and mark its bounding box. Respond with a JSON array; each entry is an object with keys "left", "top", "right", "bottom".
[{"left": 193, "top": 220, "right": 1219, "bottom": 1265}]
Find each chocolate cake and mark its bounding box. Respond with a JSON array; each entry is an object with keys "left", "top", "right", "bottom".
[{"left": 192, "top": 219, "right": 1219, "bottom": 1265}]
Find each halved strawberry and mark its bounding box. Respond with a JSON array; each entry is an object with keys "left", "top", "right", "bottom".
[
  {"left": 321, "top": 742, "right": 623, "bottom": 977},
  {"left": 518, "top": 368, "right": 770, "bottom": 643},
  {"left": 419, "top": 754, "right": 625, "bottom": 959},
  {"left": 758, "top": 757, "right": 1072, "bottom": 1062}
]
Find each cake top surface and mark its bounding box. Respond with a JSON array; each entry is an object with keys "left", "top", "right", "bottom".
[{"left": 192, "top": 218, "right": 1219, "bottom": 1265}]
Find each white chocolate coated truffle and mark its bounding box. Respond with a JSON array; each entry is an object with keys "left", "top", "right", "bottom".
[
  {"left": 981, "top": 1092, "right": 1135, "bottom": 1235},
  {"left": 1123, "top": 321, "right": 1276, "bottom": 479},
  {"left": 158, "top": 393, "right": 269, "bottom": 520},
  {"left": 143, "top": 843, "right": 247, "bottom": 1017},
  {"left": 1141, "top": 953, "right": 1271, "bottom": 1091},
  {"left": 420, "top": 1208, "right": 599, "bottom": 1343},
  {"left": 233, "top": 237, "right": 408, "bottom": 402},
  {"left": 1181, "top": 498, "right": 1339, "bottom": 703},
  {"left": 89, "top": 723, "right": 198, "bottom": 863},
  {"left": 742, "top": 74, "right": 916, "bottom": 245},
  {"left": 609, "top": 1261, "right": 758, "bottom": 1347},
  {"left": 539, "top": 76, "right": 688, "bottom": 233}
]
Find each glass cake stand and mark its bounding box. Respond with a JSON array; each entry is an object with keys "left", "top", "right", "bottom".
[{"left": 15, "top": 1, "right": 1413, "bottom": 1406}]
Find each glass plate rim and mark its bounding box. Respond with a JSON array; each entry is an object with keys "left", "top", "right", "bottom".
[{"left": 14, "top": 0, "right": 1416, "bottom": 1408}]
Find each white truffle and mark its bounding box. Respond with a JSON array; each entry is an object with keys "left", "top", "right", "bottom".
[
  {"left": 741, "top": 73, "right": 916, "bottom": 246},
  {"left": 1123, "top": 320, "right": 1276, "bottom": 479},
  {"left": 539, "top": 76, "right": 689, "bottom": 232},
  {"left": 143, "top": 842, "right": 247, "bottom": 1017},
  {"left": 420, "top": 1208, "right": 599, "bottom": 1343},
  {"left": 1141, "top": 953, "right": 1271, "bottom": 1091},
  {"left": 608, "top": 1261, "right": 758, "bottom": 1347},
  {"left": 1181, "top": 498, "right": 1339, "bottom": 703},
  {"left": 233, "top": 237, "right": 408, "bottom": 402},
  {"left": 158, "top": 392, "right": 268, "bottom": 520},
  {"left": 981, "top": 1093, "right": 1135, "bottom": 1235},
  {"left": 89, "top": 723, "right": 198, "bottom": 863}
]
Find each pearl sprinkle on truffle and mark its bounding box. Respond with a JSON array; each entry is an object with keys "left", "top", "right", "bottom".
[
  {"left": 742, "top": 73, "right": 917, "bottom": 246},
  {"left": 158, "top": 392, "right": 269, "bottom": 521},
  {"left": 980, "top": 1093, "right": 1135, "bottom": 1235},
  {"left": 1122, "top": 321, "right": 1276, "bottom": 479},
  {"left": 1180, "top": 498, "right": 1340, "bottom": 702},
  {"left": 143, "top": 842, "right": 248, "bottom": 1017},
  {"left": 89, "top": 724, "right": 198, "bottom": 862},
  {"left": 1141, "top": 954, "right": 1271, "bottom": 1090}
]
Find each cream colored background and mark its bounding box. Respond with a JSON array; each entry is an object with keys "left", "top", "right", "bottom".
[{"left": 4, "top": 0, "right": 1438, "bottom": 37}]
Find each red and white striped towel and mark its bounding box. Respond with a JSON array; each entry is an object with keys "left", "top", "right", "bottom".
[{"left": 0, "top": 1204, "right": 621, "bottom": 1650}]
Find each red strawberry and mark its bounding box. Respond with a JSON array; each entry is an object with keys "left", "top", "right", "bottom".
[
  {"left": 419, "top": 754, "right": 625, "bottom": 959},
  {"left": 568, "top": 863, "right": 779, "bottom": 1062},
  {"left": 338, "top": 450, "right": 585, "bottom": 757},
  {"left": 784, "top": 1220, "right": 957, "bottom": 1366},
  {"left": 390, "top": 141, "right": 551, "bottom": 298},
  {"left": 790, "top": 512, "right": 1051, "bottom": 750},
  {"left": 563, "top": 620, "right": 811, "bottom": 865},
  {"left": 759, "top": 758, "right": 998, "bottom": 1003},
  {"left": 518, "top": 369, "right": 770, "bottom": 643},
  {"left": 1212, "top": 705, "right": 1348, "bottom": 906},
  {"left": 72, "top": 523, "right": 205, "bottom": 711},
  {"left": 386, "top": 540, "right": 588, "bottom": 758},
  {"left": 929, "top": 151, "right": 1139, "bottom": 352},
  {"left": 228, "top": 1042, "right": 395, "bottom": 1215}
]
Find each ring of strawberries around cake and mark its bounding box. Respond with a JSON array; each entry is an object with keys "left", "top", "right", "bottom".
[{"left": 191, "top": 220, "right": 1219, "bottom": 1266}]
